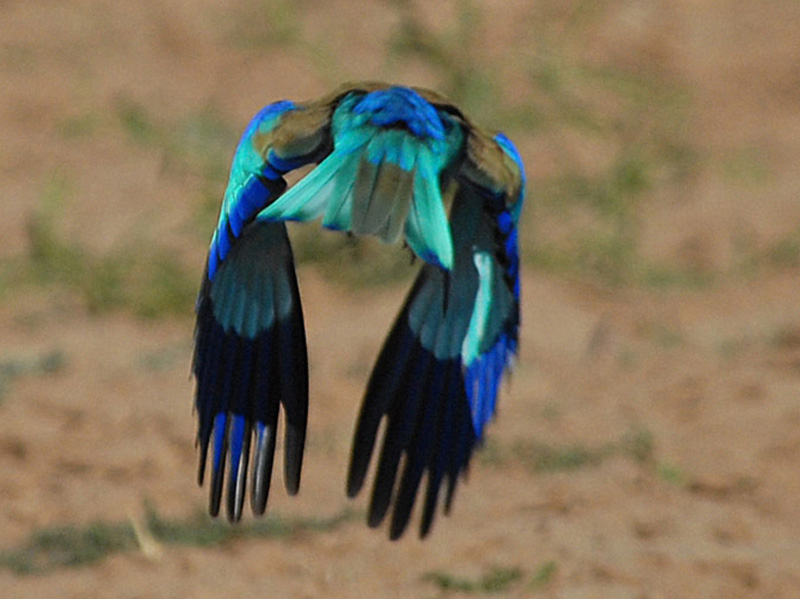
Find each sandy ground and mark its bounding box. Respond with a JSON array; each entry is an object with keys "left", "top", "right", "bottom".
[{"left": 2, "top": 0, "right": 800, "bottom": 597}]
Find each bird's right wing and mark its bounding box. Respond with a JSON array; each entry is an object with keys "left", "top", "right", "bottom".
[{"left": 346, "top": 129, "right": 526, "bottom": 539}]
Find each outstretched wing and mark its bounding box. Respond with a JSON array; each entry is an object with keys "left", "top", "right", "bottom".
[
  {"left": 346, "top": 130, "right": 526, "bottom": 539},
  {"left": 259, "top": 84, "right": 464, "bottom": 270},
  {"left": 193, "top": 100, "right": 330, "bottom": 521}
]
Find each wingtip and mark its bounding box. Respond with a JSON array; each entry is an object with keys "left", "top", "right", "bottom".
[
  {"left": 226, "top": 417, "right": 252, "bottom": 523},
  {"left": 197, "top": 438, "right": 209, "bottom": 487},
  {"left": 367, "top": 508, "right": 386, "bottom": 530},
  {"left": 346, "top": 463, "right": 367, "bottom": 499},
  {"left": 250, "top": 423, "right": 277, "bottom": 516},
  {"left": 388, "top": 522, "right": 407, "bottom": 541},
  {"left": 209, "top": 458, "right": 225, "bottom": 519}
]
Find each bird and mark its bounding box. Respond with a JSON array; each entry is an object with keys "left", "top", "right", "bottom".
[{"left": 192, "top": 81, "right": 526, "bottom": 539}]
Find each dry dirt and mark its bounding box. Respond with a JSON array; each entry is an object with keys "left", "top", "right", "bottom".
[{"left": 2, "top": 1, "right": 800, "bottom": 597}]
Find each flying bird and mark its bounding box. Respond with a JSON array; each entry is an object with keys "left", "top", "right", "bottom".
[{"left": 192, "top": 82, "right": 526, "bottom": 539}]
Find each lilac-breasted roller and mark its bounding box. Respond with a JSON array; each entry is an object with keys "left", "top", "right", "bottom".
[{"left": 193, "top": 82, "right": 526, "bottom": 538}]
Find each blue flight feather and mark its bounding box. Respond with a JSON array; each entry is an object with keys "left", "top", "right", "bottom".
[{"left": 206, "top": 100, "right": 301, "bottom": 281}]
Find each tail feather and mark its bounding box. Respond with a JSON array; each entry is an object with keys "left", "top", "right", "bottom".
[
  {"left": 406, "top": 149, "right": 453, "bottom": 269},
  {"left": 381, "top": 165, "right": 415, "bottom": 244},
  {"left": 260, "top": 151, "right": 355, "bottom": 223},
  {"left": 350, "top": 132, "right": 416, "bottom": 242},
  {"left": 351, "top": 155, "right": 387, "bottom": 235},
  {"left": 321, "top": 152, "right": 360, "bottom": 231}
]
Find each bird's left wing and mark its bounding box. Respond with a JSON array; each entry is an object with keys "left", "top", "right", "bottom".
[
  {"left": 346, "top": 128, "right": 526, "bottom": 539},
  {"left": 194, "top": 99, "right": 332, "bottom": 521}
]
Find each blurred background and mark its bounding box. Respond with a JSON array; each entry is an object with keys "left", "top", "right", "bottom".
[{"left": 1, "top": 0, "right": 799, "bottom": 596}]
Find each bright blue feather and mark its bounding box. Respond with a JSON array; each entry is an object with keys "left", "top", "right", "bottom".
[
  {"left": 352, "top": 86, "right": 445, "bottom": 140},
  {"left": 212, "top": 412, "right": 228, "bottom": 474},
  {"left": 207, "top": 100, "right": 303, "bottom": 281}
]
